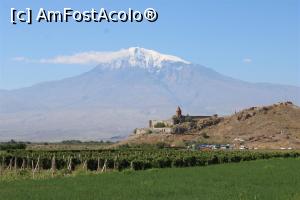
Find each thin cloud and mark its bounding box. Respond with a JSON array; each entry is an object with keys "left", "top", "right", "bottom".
[
  {"left": 12, "top": 57, "right": 30, "bottom": 62},
  {"left": 12, "top": 50, "right": 135, "bottom": 65},
  {"left": 11, "top": 48, "right": 190, "bottom": 66},
  {"left": 12, "top": 51, "right": 124, "bottom": 65},
  {"left": 242, "top": 58, "right": 252, "bottom": 63},
  {"left": 38, "top": 51, "right": 127, "bottom": 65}
]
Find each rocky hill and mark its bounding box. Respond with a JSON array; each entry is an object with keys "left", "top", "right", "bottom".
[{"left": 120, "top": 102, "right": 300, "bottom": 149}]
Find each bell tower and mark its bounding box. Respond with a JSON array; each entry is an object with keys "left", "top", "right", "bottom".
[{"left": 176, "top": 106, "right": 182, "bottom": 117}]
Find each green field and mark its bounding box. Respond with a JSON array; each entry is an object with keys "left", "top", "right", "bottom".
[{"left": 0, "top": 158, "right": 299, "bottom": 200}]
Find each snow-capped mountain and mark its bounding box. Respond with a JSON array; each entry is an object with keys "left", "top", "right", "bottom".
[
  {"left": 0, "top": 47, "right": 299, "bottom": 141},
  {"left": 42, "top": 47, "right": 190, "bottom": 70},
  {"left": 97, "top": 47, "right": 190, "bottom": 69}
]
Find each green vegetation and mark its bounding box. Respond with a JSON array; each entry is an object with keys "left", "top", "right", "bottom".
[
  {"left": 0, "top": 140, "right": 27, "bottom": 150},
  {"left": 172, "top": 114, "right": 195, "bottom": 125},
  {"left": 171, "top": 126, "right": 187, "bottom": 134},
  {"left": 153, "top": 122, "right": 166, "bottom": 128},
  {"left": 0, "top": 149, "right": 299, "bottom": 174},
  {"left": 172, "top": 115, "right": 180, "bottom": 124},
  {"left": 184, "top": 114, "right": 193, "bottom": 122},
  {"left": 0, "top": 158, "right": 299, "bottom": 200}
]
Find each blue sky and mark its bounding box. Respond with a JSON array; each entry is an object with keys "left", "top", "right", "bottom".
[{"left": 0, "top": 0, "right": 299, "bottom": 89}]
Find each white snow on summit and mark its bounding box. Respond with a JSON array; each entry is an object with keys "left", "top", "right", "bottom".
[{"left": 125, "top": 47, "right": 190, "bottom": 68}]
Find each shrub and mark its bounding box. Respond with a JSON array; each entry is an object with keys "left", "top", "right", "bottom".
[
  {"left": 0, "top": 142, "right": 26, "bottom": 150},
  {"left": 154, "top": 122, "right": 166, "bottom": 128},
  {"left": 171, "top": 126, "right": 187, "bottom": 134},
  {"left": 184, "top": 114, "right": 193, "bottom": 122},
  {"left": 202, "top": 132, "right": 210, "bottom": 138},
  {"left": 156, "top": 142, "right": 168, "bottom": 149},
  {"left": 172, "top": 115, "right": 180, "bottom": 125}
]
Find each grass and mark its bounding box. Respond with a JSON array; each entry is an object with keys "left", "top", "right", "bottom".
[{"left": 0, "top": 158, "right": 299, "bottom": 200}]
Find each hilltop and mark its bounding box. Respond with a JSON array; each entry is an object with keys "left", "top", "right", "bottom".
[{"left": 119, "top": 102, "right": 300, "bottom": 149}]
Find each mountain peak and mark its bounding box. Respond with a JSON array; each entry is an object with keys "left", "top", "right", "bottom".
[{"left": 97, "top": 47, "right": 190, "bottom": 69}]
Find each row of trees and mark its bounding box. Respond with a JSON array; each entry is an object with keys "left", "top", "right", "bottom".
[
  {"left": 1, "top": 149, "right": 299, "bottom": 171},
  {"left": 0, "top": 140, "right": 27, "bottom": 150}
]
